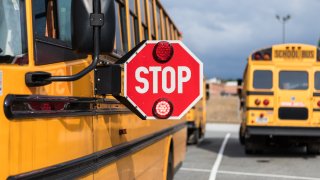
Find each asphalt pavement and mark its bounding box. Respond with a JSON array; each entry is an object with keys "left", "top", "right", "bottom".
[{"left": 174, "top": 123, "right": 320, "bottom": 180}]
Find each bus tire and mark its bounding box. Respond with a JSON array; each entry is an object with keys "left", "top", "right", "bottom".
[
  {"left": 166, "top": 149, "right": 174, "bottom": 180},
  {"left": 239, "top": 126, "right": 245, "bottom": 145},
  {"left": 244, "top": 141, "right": 256, "bottom": 154},
  {"left": 307, "top": 144, "right": 320, "bottom": 155},
  {"left": 192, "top": 128, "right": 200, "bottom": 144}
]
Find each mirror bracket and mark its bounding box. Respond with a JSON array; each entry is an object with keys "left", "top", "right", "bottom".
[{"left": 90, "top": 13, "right": 104, "bottom": 27}]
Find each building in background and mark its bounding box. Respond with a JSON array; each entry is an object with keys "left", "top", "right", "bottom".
[{"left": 207, "top": 78, "right": 238, "bottom": 96}]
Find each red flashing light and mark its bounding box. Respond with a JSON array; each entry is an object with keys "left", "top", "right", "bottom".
[
  {"left": 255, "top": 99, "right": 261, "bottom": 106},
  {"left": 263, "top": 99, "right": 270, "bottom": 106},
  {"left": 152, "top": 98, "right": 173, "bottom": 119},
  {"left": 260, "top": 113, "right": 264, "bottom": 118},
  {"left": 254, "top": 53, "right": 262, "bottom": 60},
  {"left": 317, "top": 101, "right": 320, "bottom": 107},
  {"left": 28, "top": 102, "right": 66, "bottom": 111},
  {"left": 153, "top": 41, "right": 174, "bottom": 63}
]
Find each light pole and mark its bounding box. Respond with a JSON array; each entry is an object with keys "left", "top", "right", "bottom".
[{"left": 276, "top": 14, "right": 291, "bottom": 43}]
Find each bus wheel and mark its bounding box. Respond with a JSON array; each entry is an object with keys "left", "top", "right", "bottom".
[
  {"left": 245, "top": 141, "right": 255, "bottom": 154},
  {"left": 239, "top": 127, "right": 245, "bottom": 145},
  {"left": 166, "top": 149, "right": 174, "bottom": 180},
  {"left": 307, "top": 144, "right": 320, "bottom": 155},
  {"left": 189, "top": 128, "right": 199, "bottom": 144}
]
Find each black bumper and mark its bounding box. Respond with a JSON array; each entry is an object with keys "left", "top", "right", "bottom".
[{"left": 247, "top": 126, "right": 320, "bottom": 137}]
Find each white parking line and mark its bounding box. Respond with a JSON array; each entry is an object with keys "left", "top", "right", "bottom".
[
  {"left": 208, "top": 133, "right": 231, "bottom": 180},
  {"left": 219, "top": 170, "right": 320, "bottom": 180},
  {"left": 180, "top": 168, "right": 320, "bottom": 180},
  {"left": 181, "top": 167, "right": 211, "bottom": 173}
]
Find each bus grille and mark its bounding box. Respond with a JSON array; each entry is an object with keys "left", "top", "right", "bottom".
[{"left": 278, "top": 107, "right": 308, "bottom": 120}]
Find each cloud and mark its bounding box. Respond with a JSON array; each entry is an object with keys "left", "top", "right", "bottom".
[{"left": 161, "top": 0, "right": 320, "bottom": 79}]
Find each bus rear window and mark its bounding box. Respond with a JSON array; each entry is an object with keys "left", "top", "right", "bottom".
[
  {"left": 279, "top": 71, "right": 308, "bottom": 90},
  {"left": 253, "top": 70, "right": 272, "bottom": 89},
  {"left": 315, "top": 72, "right": 320, "bottom": 90}
]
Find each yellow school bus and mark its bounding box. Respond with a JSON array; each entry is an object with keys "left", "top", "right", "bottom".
[
  {"left": 186, "top": 80, "right": 208, "bottom": 144},
  {"left": 240, "top": 44, "right": 320, "bottom": 154},
  {"left": 0, "top": 0, "right": 187, "bottom": 179}
]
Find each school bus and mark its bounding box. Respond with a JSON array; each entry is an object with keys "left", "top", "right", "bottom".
[
  {"left": 186, "top": 80, "right": 208, "bottom": 144},
  {"left": 0, "top": 0, "right": 187, "bottom": 179},
  {"left": 239, "top": 44, "right": 320, "bottom": 154}
]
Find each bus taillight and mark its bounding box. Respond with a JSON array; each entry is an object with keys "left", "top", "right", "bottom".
[
  {"left": 255, "top": 99, "right": 261, "bottom": 105},
  {"left": 263, "top": 99, "right": 270, "bottom": 106}
]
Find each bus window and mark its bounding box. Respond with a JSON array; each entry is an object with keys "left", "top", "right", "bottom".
[
  {"left": 279, "top": 71, "right": 308, "bottom": 90},
  {"left": 0, "top": 0, "right": 26, "bottom": 62},
  {"left": 33, "top": 0, "right": 72, "bottom": 45},
  {"left": 253, "top": 70, "right": 272, "bottom": 89},
  {"left": 315, "top": 72, "right": 320, "bottom": 90},
  {"left": 115, "top": 1, "right": 128, "bottom": 53}
]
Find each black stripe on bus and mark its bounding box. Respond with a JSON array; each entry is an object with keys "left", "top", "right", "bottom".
[
  {"left": 313, "top": 93, "right": 320, "bottom": 97},
  {"left": 246, "top": 91, "right": 274, "bottom": 96},
  {"left": 313, "top": 109, "right": 320, "bottom": 112},
  {"left": 246, "top": 107, "right": 274, "bottom": 111},
  {"left": 4, "top": 94, "right": 132, "bottom": 120},
  {"left": 7, "top": 122, "right": 186, "bottom": 180}
]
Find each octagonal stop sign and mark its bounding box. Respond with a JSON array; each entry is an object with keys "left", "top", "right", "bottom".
[{"left": 123, "top": 40, "right": 203, "bottom": 119}]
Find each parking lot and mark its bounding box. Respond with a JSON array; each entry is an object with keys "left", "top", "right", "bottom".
[{"left": 175, "top": 123, "right": 320, "bottom": 180}]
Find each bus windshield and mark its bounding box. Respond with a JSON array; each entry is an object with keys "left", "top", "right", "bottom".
[{"left": 0, "top": 0, "right": 23, "bottom": 60}]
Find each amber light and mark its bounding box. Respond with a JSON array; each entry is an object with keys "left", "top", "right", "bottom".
[
  {"left": 153, "top": 41, "right": 174, "bottom": 63},
  {"left": 263, "top": 53, "right": 271, "bottom": 60},
  {"left": 255, "top": 99, "right": 261, "bottom": 105},
  {"left": 263, "top": 99, "right": 270, "bottom": 106},
  {"left": 152, "top": 98, "right": 173, "bottom": 119}
]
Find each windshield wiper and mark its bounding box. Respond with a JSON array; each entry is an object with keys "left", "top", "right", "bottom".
[{"left": 0, "top": 48, "right": 2, "bottom": 54}]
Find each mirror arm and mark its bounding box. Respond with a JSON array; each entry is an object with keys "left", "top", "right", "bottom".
[{"left": 25, "top": 0, "right": 102, "bottom": 87}]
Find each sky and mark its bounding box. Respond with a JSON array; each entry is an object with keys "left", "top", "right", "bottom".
[{"left": 161, "top": 0, "right": 320, "bottom": 79}]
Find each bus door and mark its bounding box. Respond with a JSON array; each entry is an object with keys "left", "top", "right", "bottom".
[{"left": 276, "top": 68, "right": 312, "bottom": 126}]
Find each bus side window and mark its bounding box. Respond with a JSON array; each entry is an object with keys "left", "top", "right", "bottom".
[
  {"left": 114, "top": 1, "right": 128, "bottom": 54},
  {"left": 34, "top": 0, "right": 71, "bottom": 44},
  {"left": 32, "top": 0, "right": 86, "bottom": 65}
]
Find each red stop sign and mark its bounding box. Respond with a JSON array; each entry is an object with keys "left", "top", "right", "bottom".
[{"left": 124, "top": 40, "right": 203, "bottom": 119}]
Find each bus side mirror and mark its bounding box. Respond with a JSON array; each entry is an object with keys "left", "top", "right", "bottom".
[
  {"left": 237, "top": 79, "right": 243, "bottom": 99},
  {"left": 206, "top": 83, "right": 210, "bottom": 100},
  {"left": 72, "top": 0, "right": 115, "bottom": 53}
]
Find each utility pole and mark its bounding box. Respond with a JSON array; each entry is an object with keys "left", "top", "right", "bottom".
[{"left": 276, "top": 14, "right": 291, "bottom": 43}]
